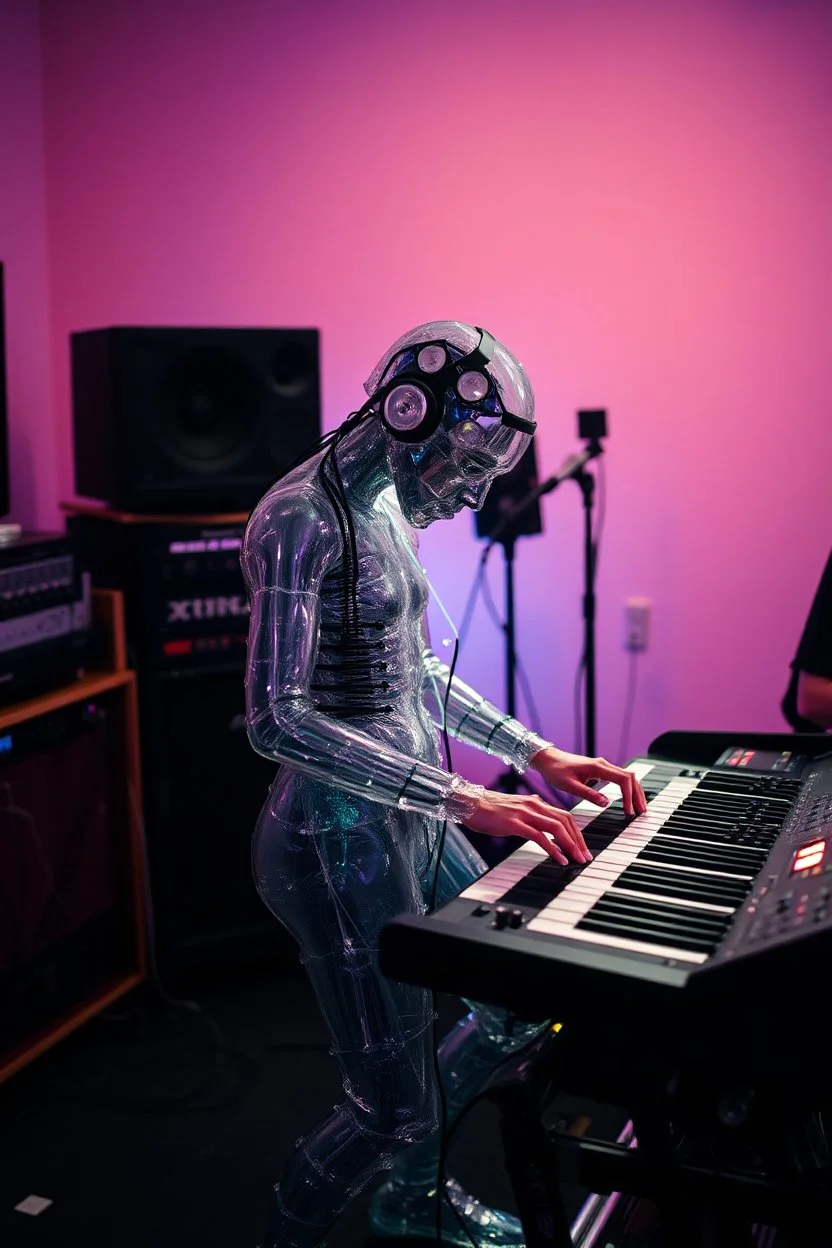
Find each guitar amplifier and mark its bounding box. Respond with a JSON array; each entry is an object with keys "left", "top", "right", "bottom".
[
  {"left": 64, "top": 510, "right": 293, "bottom": 974},
  {"left": 0, "top": 532, "right": 93, "bottom": 705},
  {"left": 64, "top": 512, "right": 249, "bottom": 671}
]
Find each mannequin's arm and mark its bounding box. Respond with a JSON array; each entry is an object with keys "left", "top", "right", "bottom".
[
  {"left": 421, "top": 647, "right": 552, "bottom": 771},
  {"left": 241, "top": 490, "right": 482, "bottom": 819}
]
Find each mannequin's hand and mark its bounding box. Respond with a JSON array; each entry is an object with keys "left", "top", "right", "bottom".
[
  {"left": 530, "top": 747, "right": 648, "bottom": 817},
  {"left": 464, "top": 789, "right": 591, "bottom": 866}
]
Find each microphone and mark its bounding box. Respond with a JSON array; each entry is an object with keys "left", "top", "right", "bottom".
[{"left": 482, "top": 443, "right": 602, "bottom": 557}]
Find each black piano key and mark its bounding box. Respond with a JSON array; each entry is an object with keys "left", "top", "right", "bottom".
[
  {"left": 636, "top": 850, "right": 752, "bottom": 878},
  {"left": 587, "top": 786, "right": 663, "bottom": 809},
  {"left": 677, "top": 800, "right": 752, "bottom": 816},
  {"left": 698, "top": 775, "right": 799, "bottom": 799},
  {"left": 500, "top": 860, "right": 579, "bottom": 909},
  {"left": 637, "top": 855, "right": 753, "bottom": 883},
  {"left": 582, "top": 810, "right": 641, "bottom": 836},
  {"left": 676, "top": 799, "right": 787, "bottom": 824},
  {"left": 581, "top": 906, "right": 730, "bottom": 947},
  {"left": 638, "top": 842, "right": 758, "bottom": 874},
  {"left": 649, "top": 835, "right": 766, "bottom": 869},
  {"left": 584, "top": 831, "right": 623, "bottom": 854},
  {"left": 619, "top": 860, "right": 752, "bottom": 897},
  {"left": 588, "top": 895, "right": 731, "bottom": 939},
  {"left": 674, "top": 806, "right": 763, "bottom": 823},
  {"left": 683, "top": 789, "right": 767, "bottom": 804},
  {"left": 663, "top": 813, "right": 780, "bottom": 835},
  {"left": 667, "top": 811, "right": 775, "bottom": 834},
  {"left": 658, "top": 829, "right": 778, "bottom": 857},
  {"left": 615, "top": 865, "right": 750, "bottom": 907},
  {"left": 677, "top": 795, "right": 780, "bottom": 815},
  {"left": 660, "top": 823, "right": 778, "bottom": 850},
  {"left": 576, "top": 913, "right": 719, "bottom": 955},
  {"left": 663, "top": 805, "right": 776, "bottom": 825}
]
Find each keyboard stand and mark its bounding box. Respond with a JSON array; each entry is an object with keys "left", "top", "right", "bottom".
[
  {"left": 477, "top": 1026, "right": 832, "bottom": 1246},
  {"left": 549, "top": 1102, "right": 832, "bottom": 1246},
  {"left": 480, "top": 1025, "right": 574, "bottom": 1248},
  {"left": 625, "top": 1078, "right": 760, "bottom": 1248},
  {"left": 490, "top": 1087, "right": 574, "bottom": 1247}
]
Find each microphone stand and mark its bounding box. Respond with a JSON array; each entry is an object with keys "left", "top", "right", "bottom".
[
  {"left": 491, "top": 531, "right": 541, "bottom": 796},
  {"left": 576, "top": 451, "right": 601, "bottom": 757},
  {"left": 483, "top": 436, "right": 604, "bottom": 761}
]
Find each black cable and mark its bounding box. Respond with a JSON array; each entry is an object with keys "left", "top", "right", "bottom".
[
  {"left": 268, "top": 401, "right": 376, "bottom": 497},
  {"left": 457, "top": 555, "right": 489, "bottom": 649},
  {"left": 272, "top": 425, "right": 341, "bottom": 485},
  {"left": 617, "top": 648, "right": 640, "bottom": 766},
  {"left": 432, "top": 1033, "right": 481, "bottom": 1248},
  {"left": 427, "top": 636, "right": 460, "bottom": 913},
  {"left": 432, "top": 1022, "right": 564, "bottom": 1248},
  {"left": 327, "top": 436, "right": 362, "bottom": 634},
  {"left": 319, "top": 444, "right": 357, "bottom": 635}
]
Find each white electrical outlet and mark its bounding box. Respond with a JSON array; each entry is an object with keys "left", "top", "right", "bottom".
[{"left": 623, "top": 598, "right": 651, "bottom": 652}]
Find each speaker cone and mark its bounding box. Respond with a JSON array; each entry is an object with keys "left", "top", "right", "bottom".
[{"left": 156, "top": 346, "right": 261, "bottom": 472}]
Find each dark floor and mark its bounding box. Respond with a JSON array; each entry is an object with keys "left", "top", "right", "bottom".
[{"left": 0, "top": 959, "right": 619, "bottom": 1248}]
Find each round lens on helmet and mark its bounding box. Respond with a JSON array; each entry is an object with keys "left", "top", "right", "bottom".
[
  {"left": 450, "top": 418, "right": 485, "bottom": 449},
  {"left": 457, "top": 370, "right": 490, "bottom": 403},
  {"left": 417, "top": 344, "right": 447, "bottom": 374},
  {"left": 384, "top": 384, "right": 428, "bottom": 431}
]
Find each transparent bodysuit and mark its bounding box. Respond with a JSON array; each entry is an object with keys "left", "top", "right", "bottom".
[{"left": 242, "top": 324, "right": 550, "bottom": 1247}]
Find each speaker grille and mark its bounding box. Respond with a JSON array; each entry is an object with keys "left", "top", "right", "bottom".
[
  {"left": 72, "top": 326, "right": 321, "bottom": 513},
  {"left": 156, "top": 345, "right": 262, "bottom": 472}
]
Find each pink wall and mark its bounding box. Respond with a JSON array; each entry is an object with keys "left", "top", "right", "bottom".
[
  {"left": 0, "top": 0, "right": 57, "bottom": 530},
  {"left": 30, "top": 0, "right": 832, "bottom": 778}
]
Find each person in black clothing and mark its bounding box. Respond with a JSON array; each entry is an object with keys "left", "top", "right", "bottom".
[{"left": 782, "top": 548, "right": 832, "bottom": 731}]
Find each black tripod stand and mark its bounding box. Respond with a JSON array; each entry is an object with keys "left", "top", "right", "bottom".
[
  {"left": 575, "top": 447, "right": 601, "bottom": 758},
  {"left": 490, "top": 531, "right": 546, "bottom": 796}
]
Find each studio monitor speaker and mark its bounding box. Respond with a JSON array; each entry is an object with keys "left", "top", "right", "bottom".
[{"left": 71, "top": 326, "right": 321, "bottom": 513}]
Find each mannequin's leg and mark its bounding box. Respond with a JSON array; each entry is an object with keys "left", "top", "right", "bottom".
[{"left": 254, "top": 786, "right": 442, "bottom": 1247}]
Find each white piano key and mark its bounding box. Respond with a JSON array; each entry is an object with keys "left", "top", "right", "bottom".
[
  {"left": 460, "top": 881, "right": 504, "bottom": 902},
  {"left": 627, "top": 762, "right": 656, "bottom": 781},
  {"left": 459, "top": 767, "right": 744, "bottom": 917}
]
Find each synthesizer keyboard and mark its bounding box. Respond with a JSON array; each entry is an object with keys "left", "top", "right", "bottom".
[{"left": 380, "top": 733, "right": 832, "bottom": 1058}]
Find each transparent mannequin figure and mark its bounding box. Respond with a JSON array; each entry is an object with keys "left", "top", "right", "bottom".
[{"left": 241, "top": 321, "right": 646, "bottom": 1247}]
